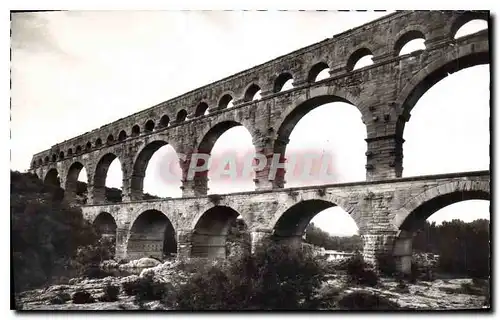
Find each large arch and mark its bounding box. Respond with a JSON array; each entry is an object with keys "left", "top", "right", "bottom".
[
  {"left": 127, "top": 209, "right": 177, "bottom": 261},
  {"left": 391, "top": 179, "right": 490, "bottom": 274},
  {"left": 130, "top": 140, "right": 181, "bottom": 200},
  {"left": 44, "top": 168, "right": 61, "bottom": 187},
  {"left": 271, "top": 198, "right": 359, "bottom": 248},
  {"left": 273, "top": 92, "right": 365, "bottom": 187},
  {"left": 191, "top": 205, "right": 249, "bottom": 259},
  {"left": 93, "top": 153, "right": 123, "bottom": 203},
  {"left": 93, "top": 211, "right": 117, "bottom": 255},
  {"left": 64, "top": 161, "right": 89, "bottom": 202}
]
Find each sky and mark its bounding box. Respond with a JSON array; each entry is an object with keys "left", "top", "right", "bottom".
[{"left": 10, "top": 11, "right": 490, "bottom": 236}]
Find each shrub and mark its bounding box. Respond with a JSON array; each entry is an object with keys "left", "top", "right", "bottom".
[
  {"left": 173, "top": 240, "right": 327, "bottom": 310},
  {"left": 345, "top": 254, "right": 378, "bottom": 287},
  {"left": 50, "top": 292, "right": 70, "bottom": 305},
  {"left": 72, "top": 290, "right": 95, "bottom": 304},
  {"left": 394, "top": 279, "right": 410, "bottom": 294},
  {"left": 122, "top": 275, "right": 167, "bottom": 302},
  {"left": 99, "top": 284, "right": 120, "bottom": 302},
  {"left": 338, "top": 291, "right": 401, "bottom": 310}
]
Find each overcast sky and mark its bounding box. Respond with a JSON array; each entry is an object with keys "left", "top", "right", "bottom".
[{"left": 11, "top": 11, "right": 490, "bottom": 236}]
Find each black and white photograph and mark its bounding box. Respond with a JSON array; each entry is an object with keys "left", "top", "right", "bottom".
[{"left": 9, "top": 5, "right": 492, "bottom": 312}]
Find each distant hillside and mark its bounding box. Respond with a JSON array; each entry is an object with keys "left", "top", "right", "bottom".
[{"left": 73, "top": 181, "right": 160, "bottom": 204}]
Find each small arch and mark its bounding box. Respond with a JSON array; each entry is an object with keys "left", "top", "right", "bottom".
[
  {"left": 243, "top": 83, "right": 261, "bottom": 102},
  {"left": 145, "top": 120, "right": 155, "bottom": 132},
  {"left": 93, "top": 153, "right": 122, "bottom": 203},
  {"left": 128, "top": 210, "right": 177, "bottom": 260},
  {"left": 118, "top": 130, "right": 127, "bottom": 141},
  {"left": 51, "top": 154, "right": 57, "bottom": 162},
  {"left": 59, "top": 151, "right": 64, "bottom": 160},
  {"left": 107, "top": 134, "right": 114, "bottom": 144},
  {"left": 274, "top": 72, "right": 294, "bottom": 93},
  {"left": 347, "top": 48, "right": 374, "bottom": 71},
  {"left": 159, "top": 115, "right": 170, "bottom": 128},
  {"left": 454, "top": 19, "right": 488, "bottom": 39},
  {"left": 176, "top": 109, "right": 187, "bottom": 123},
  {"left": 218, "top": 94, "right": 234, "bottom": 109},
  {"left": 395, "top": 30, "right": 426, "bottom": 56},
  {"left": 38, "top": 159, "right": 43, "bottom": 166},
  {"left": 84, "top": 143, "right": 90, "bottom": 151},
  {"left": 191, "top": 206, "right": 249, "bottom": 259},
  {"left": 44, "top": 156, "right": 49, "bottom": 164},
  {"left": 307, "top": 62, "right": 330, "bottom": 82},
  {"left": 195, "top": 102, "right": 209, "bottom": 117},
  {"left": 95, "top": 138, "right": 103, "bottom": 147},
  {"left": 132, "top": 125, "right": 140, "bottom": 137},
  {"left": 68, "top": 148, "right": 73, "bottom": 156}
]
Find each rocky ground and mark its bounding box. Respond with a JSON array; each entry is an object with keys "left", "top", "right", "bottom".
[{"left": 15, "top": 258, "right": 490, "bottom": 311}]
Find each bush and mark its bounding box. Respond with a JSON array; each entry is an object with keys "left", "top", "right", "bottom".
[
  {"left": 338, "top": 291, "right": 401, "bottom": 310},
  {"left": 173, "top": 240, "right": 327, "bottom": 310},
  {"left": 50, "top": 292, "right": 70, "bottom": 305},
  {"left": 394, "top": 279, "right": 410, "bottom": 294},
  {"left": 99, "top": 284, "right": 120, "bottom": 302},
  {"left": 72, "top": 290, "right": 95, "bottom": 304},
  {"left": 122, "top": 275, "right": 167, "bottom": 302},
  {"left": 345, "top": 254, "right": 378, "bottom": 287}
]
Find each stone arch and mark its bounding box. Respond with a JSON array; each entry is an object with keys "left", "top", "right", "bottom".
[
  {"left": 37, "top": 159, "right": 43, "bottom": 166},
  {"left": 274, "top": 72, "right": 294, "bottom": 93},
  {"left": 132, "top": 124, "right": 141, "bottom": 137},
  {"left": 346, "top": 47, "right": 374, "bottom": 71},
  {"left": 68, "top": 148, "right": 73, "bottom": 156},
  {"left": 176, "top": 109, "right": 187, "bottom": 123},
  {"left": 82, "top": 144, "right": 88, "bottom": 152},
  {"left": 51, "top": 154, "right": 57, "bottom": 162},
  {"left": 95, "top": 138, "right": 103, "bottom": 147},
  {"left": 243, "top": 83, "right": 261, "bottom": 102},
  {"left": 190, "top": 205, "right": 250, "bottom": 258},
  {"left": 270, "top": 196, "right": 359, "bottom": 247},
  {"left": 307, "top": 61, "right": 329, "bottom": 82},
  {"left": 92, "top": 212, "right": 117, "bottom": 241},
  {"left": 392, "top": 179, "right": 490, "bottom": 230},
  {"left": 394, "top": 30, "right": 427, "bottom": 56},
  {"left": 159, "top": 115, "right": 170, "bottom": 128},
  {"left": 127, "top": 209, "right": 177, "bottom": 260},
  {"left": 44, "top": 156, "right": 49, "bottom": 164},
  {"left": 107, "top": 134, "right": 115, "bottom": 144},
  {"left": 118, "top": 130, "right": 127, "bottom": 141},
  {"left": 394, "top": 50, "right": 489, "bottom": 140},
  {"left": 194, "top": 102, "right": 209, "bottom": 117},
  {"left": 59, "top": 151, "right": 64, "bottom": 160},
  {"left": 93, "top": 152, "right": 123, "bottom": 203},
  {"left": 449, "top": 11, "right": 489, "bottom": 39},
  {"left": 145, "top": 119, "right": 155, "bottom": 132},
  {"left": 218, "top": 93, "right": 234, "bottom": 109},
  {"left": 130, "top": 140, "right": 179, "bottom": 200},
  {"left": 44, "top": 168, "right": 61, "bottom": 186},
  {"left": 64, "top": 161, "right": 89, "bottom": 202}
]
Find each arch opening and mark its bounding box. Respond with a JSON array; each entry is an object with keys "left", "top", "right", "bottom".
[
  {"left": 347, "top": 48, "right": 374, "bottom": 71},
  {"left": 145, "top": 120, "right": 155, "bottom": 132},
  {"left": 118, "top": 130, "right": 127, "bottom": 141},
  {"left": 44, "top": 168, "right": 61, "bottom": 187},
  {"left": 197, "top": 121, "right": 255, "bottom": 194},
  {"left": 82, "top": 144, "right": 88, "bottom": 152},
  {"left": 244, "top": 84, "right": 262, "bottom": 102},
  {"left": 159, "top": 115, "right": 170, "bottom": 128},
  {"left": 195, "top": 102, "right": 209, "bottom": 117},
  {"left": 273, "top": 200, "right": 360, "bottom": 256},
  {"left": 93, "top": 212, "right": 117, "bottom": 256},
  {"left": 132, "top": 141, "right": 182, "bottom": 200},
  {"left": 308, "top": 62, "right": 330, "bottom": 82},
  {"left": 132, "top": 125, "right": 140, "bottom": 137},
  {"left": 127, "top": 210, "right": 177, "bottom": 261},
  {"left": 44, "top": 156, "right": 49, "bottom": 164},
  {"left": 454, "top": 19, "right": 488, "bottom": 39},
  {"left": 274, "top": 73, "right": 294, "bottom": 93},
  {"left": 396, "top": 30, "right": 426, "bottom": 56},
  {"left": 395, "top": 192, "right": 490, "bottom": 278},
  {"left": 65, "top": 162, "right": 89, "bottom": 204},
  {"left": 59, "top": 151, "right": 64, "bottom": 160},
  {"left": 68, "top": 148, "right": 73, "bottom": 156},
  {"left": 51, "top": 154, "right": 57, "bottom": 162},
  {"left": 93, "top": 153, "right": 123, "bottom": 203},
  {"left": 176, "top": 109, "right": 187, "bottom": 123},
  {"left": 107, "top": 134, "right": 114, "bottom": 144},
  {"left": 218, "top": 94, "right": 234, "bottom": 109},
  {"left": 95, "top": 138, "right": 102, "bottom": 147},
  {"left": 191, "top": 206, "right": 249, "bottom": 259},
  {"left": 275, "top": 95, "right": 365, "bottom": 188},
  {"left": 401, "top": 62, "right": 489, "bottom": 177}
]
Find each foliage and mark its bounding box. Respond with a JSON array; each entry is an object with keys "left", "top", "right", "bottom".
[
  {"left": 11, "top": 171, "right": 101, "bottom": 293},
  {"left": 73, "top": 237, "right": 115, "bottom": 279},
  {"left": 72, "top": 290, "right": 95, "bottom": 304},
  {"left": 345, "top": 253, "right": 378, "bottom": 287},
  {"left": 304, "top": 223, "right": 362, "bottom": 252},
  {"left": 171, "top": 240, "right": 327, "bottom": 310},
  {"left": 375, "top": 252, "right": 397, "bottom": 277},
  {"left": 412, "top": 219, "right": 490, "bottom": 279},
  {"left": 337, "top": 291, "right": 401, "bottom": 310},
  {"left": 99, "top": 284, "right": 120, "bottom": 302},
  {"left": 50, "top": 292, "right": 71, "bottom": 305},
  {"left": 122, "top": 275, "right": 167, "bottom": 302}
]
